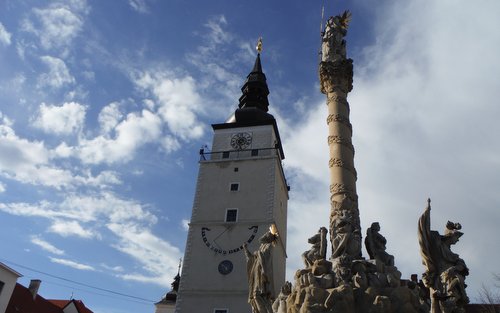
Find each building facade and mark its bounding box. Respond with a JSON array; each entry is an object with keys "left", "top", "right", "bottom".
[
  {"left": 0, "top": 262, "right": 22, "bottom": 313},
  {"left": 175, "top": 52, "right": 289, "bottom": 313}
]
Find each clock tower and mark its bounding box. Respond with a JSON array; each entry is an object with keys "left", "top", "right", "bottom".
[{"left": 175, "top": 49, "right": 289, "bottom": 313}]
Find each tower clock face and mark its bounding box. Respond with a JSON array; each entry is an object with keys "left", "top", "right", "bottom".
[
  {"left": 230, "top": 132, "right": 252, "bottom": 150},
  {"left": 201, "top": 225, "right": 258, "bottom": 255}
]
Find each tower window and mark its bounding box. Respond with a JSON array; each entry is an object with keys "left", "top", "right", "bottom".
[
  {"left": 222, "top": 151, "right": 230, "bottom": 158},
  {"left": 230, "top": 183, "right": 239, "bottom": 191},
  {"left": 214, "top": 310, "right": 228, "bottom": 313},
  {"left": 234, "top": 167, "right": 239, "bottom": 172},
  {"left": 225, "top": 209, "right": 238, "bottom": 222},
  {"left": 0, "top": 280, "right": 4, "bottom": 296},
  {"left": 251, "top": 149, "right": 259, "bottom": 156}
]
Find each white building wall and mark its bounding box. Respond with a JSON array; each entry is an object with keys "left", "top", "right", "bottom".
[
  {"left": 0, "top": 263, "right": 21, "bottom": 313},
  {"left": 62, "top": 302, "right": 79, "bottom": 313},
  {"left": 176, "top": 123, "right": 288, "bottom": 313}
]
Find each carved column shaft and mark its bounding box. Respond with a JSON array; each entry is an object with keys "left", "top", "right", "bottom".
[{"left": 319, "top": 59, "right": 361, "bottom": 259}]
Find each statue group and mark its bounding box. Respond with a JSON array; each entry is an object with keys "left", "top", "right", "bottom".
[
  {"left": 243, "top": 10, "right": 469, "bottom": 313},
  {"left": 244, "top": 200, "right": 469, "bottom": 313}
]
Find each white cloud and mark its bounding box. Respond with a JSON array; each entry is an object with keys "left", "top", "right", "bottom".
[
  {"left": 0, "top": 119, "right": 120, "bottom": 189},
  {"left": 0, "top": 22, "right": 12, "bottom": 46},
  {"left": 50, "top": 257, "right": 95, "bottom": 271},
  {"left": 59, "top": 192, "right": 157, "bottom": 225},
  {"left": 181, "top": 219, "right": 189, "bottom": 231},
  {"left": 108, "top": 222, "right": 182, "bottom": 287},
  {"left": 0, "top": 182, "right": 5, "bottom": 193},
  {"left": 31, "top": 236, "right": 65, "bottom": 255},
  {"left": 129, "top": 0, "right": 149, "bottom": 13},
  {"left": 186, "top": 15, "right": 252, "bottom": 116},
  {"left": 48, "top": 220, "right": 97, "bottom": 239},
  {"left": 1, "top": 191, "right": 159, "bottom": 255},
  {"left": 98, "top": 102, "right": 123, "bottom": 135},
  {"left": 0, "top": 192, "right": 158, "bottom": 244},
  {"left": 78, "top": 170, "right": 122, "bottom": 187},
  {"left": 38, "top": 56, "right": 75, "bottom": 89},
  {"left": 0, "top": 201, "right": 87, "bottom": 221},
  {"left": 22, "top": 2, "right": 88, "bottom": 55},
  {"left": 52, "top": 142, "right": 74, "bottom": 158},
  {"left": 160, "top": 136, "right": 180, "bottom": 154},
  {"left": 78, "top": 109, "right": 162, "bottom": 164},
  {"left": 0, "top": 192, "right": 155, "bottom": 225},
  {"left": 0, "top": 122, "right": 64, "bottom": 188},
  {"left": 0, "top": 74, "right": 26, "bottom": 94},
  {"left": 204, "top": 15, "right": 230, "bottom": 45},
  {"left": 33, "top": 102, "right": 86, "bottom": 135},
  {"left": 100, "top": 263, "right": 124, "bottom": 272},
  {"left": 134, "top": 72, "right": 204, "bottom": 141}
]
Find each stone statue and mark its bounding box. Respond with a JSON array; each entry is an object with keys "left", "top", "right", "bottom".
[
  {"left": 365, "top": 222, "right": 395, "bottom": 266},
  {"left": 243, "top": 230, "right": 279, "bottom": 313},
  {"left": 298, "top": 272, "right": 330, "bottom": 313},
  {"left": 330, "top": 206, "right": 360, "bottom": 259},
  {"left": 272, "top": 281, "right": 292, "bottom": 313},
  {"left": 321, "top": 10, "right": 351, "bottom": 62},
  {"left": 302, "top": 227, "right": 328, "bottom": 268},
  {"left": 418, "top": 199, "right": 469, "bottom": 313},
  {"left": 324, "top": 282, "right": 355, "bottom": 313}
]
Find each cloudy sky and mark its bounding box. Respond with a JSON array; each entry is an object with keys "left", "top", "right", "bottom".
[{"left": 1, "top": 0, "right": 499, "bottom": 312}]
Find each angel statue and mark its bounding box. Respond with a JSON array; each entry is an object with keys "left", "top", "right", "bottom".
[
  {"left": 418, "top": 199, "right": 469, "bottom": 313},
  {"left": 321, "top": 10, "right": 352, "bottom": 62}
]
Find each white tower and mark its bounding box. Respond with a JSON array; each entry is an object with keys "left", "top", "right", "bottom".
[{"left": 176, "top": 50, "right": 289, "bottom": 313}]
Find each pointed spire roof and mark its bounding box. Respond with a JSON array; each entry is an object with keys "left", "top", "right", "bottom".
[
  {"left": 237, "top": 53, "right": 270, "bottom": 112},
  {"left": 252, "top": 52, "right": 263, "bottom": 73},
  {"left": 213, "top": 38, "right": 285, "bottom": 159}
]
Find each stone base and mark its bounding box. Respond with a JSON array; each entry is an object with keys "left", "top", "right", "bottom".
[{"left": 276, "top": 258, "right": 430, "bottom": 313}]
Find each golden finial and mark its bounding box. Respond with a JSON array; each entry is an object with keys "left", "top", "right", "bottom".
[{"left": 256, "top": 37, "right": 263, "bottom": 54}]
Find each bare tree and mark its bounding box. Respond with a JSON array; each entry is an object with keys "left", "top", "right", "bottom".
[{"left": 478, "top": 273, "right": 500, "bottom": 313}]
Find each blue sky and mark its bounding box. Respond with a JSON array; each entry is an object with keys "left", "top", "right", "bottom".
[{"left": 1, "top": 1, "right": 500, "bottom": 312}]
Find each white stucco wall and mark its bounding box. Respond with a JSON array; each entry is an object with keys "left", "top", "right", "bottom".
[
  {"left": 176, "top": 124, "right": 288, "bottom": 313},
  {"left": 0, "top": 263, "right": 22, "bottom": 313}
]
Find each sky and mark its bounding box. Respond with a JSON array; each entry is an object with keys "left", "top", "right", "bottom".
[{"left": 0, "top": 0, "right": 499, "bottom": 312}]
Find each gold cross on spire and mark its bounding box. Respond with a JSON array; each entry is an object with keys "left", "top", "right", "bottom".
[{"left": 256, "top": 37, "right": 263, "bottom": 54}]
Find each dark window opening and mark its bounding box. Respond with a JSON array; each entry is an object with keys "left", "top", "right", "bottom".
[
  {"left": 225, "top": 209, "right": 238, "bottom": 222},
  {"left": 230, "top": 183, "right": 239, "bottom": 191},
  {"left": 234, "top": 167, "right": 239, "bottom": 172},
  {"left": 251, "top": 149, "right": 259, "bottom": 156},
  {"left": 214, "top": 310, "right": 228, "bottom": 313},
  {"left": 222, "top": 151, "right": 230, "bottom": 158}
]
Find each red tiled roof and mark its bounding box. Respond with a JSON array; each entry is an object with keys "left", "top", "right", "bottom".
[
  {"left": 6, "top": 283, "right": 64, "bottom": 313},
  {"left": 73, "top": 300, "right": 94, "bottom": 313},
  {"left": 48, "top": 300, "right": 71, "bottom": 308},
  {"left": 49, "top": 299, "right": 94, "bottom": 313}
]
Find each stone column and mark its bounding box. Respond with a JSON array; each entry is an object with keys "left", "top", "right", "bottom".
[{"left": 319, "top": 12, "right": 361, "bottom": 261}]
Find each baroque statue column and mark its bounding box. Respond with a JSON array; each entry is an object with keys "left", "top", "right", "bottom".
[{"left": 319, "top": 11, "right": 361, "bottom": 261}]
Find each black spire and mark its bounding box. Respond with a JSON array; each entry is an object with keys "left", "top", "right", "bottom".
[
  {"left": 237, "top": 53, "right": 270, "bottom": 112},
  {"left": 213, "top": 41, "right": 285, "bottom": 159}
]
